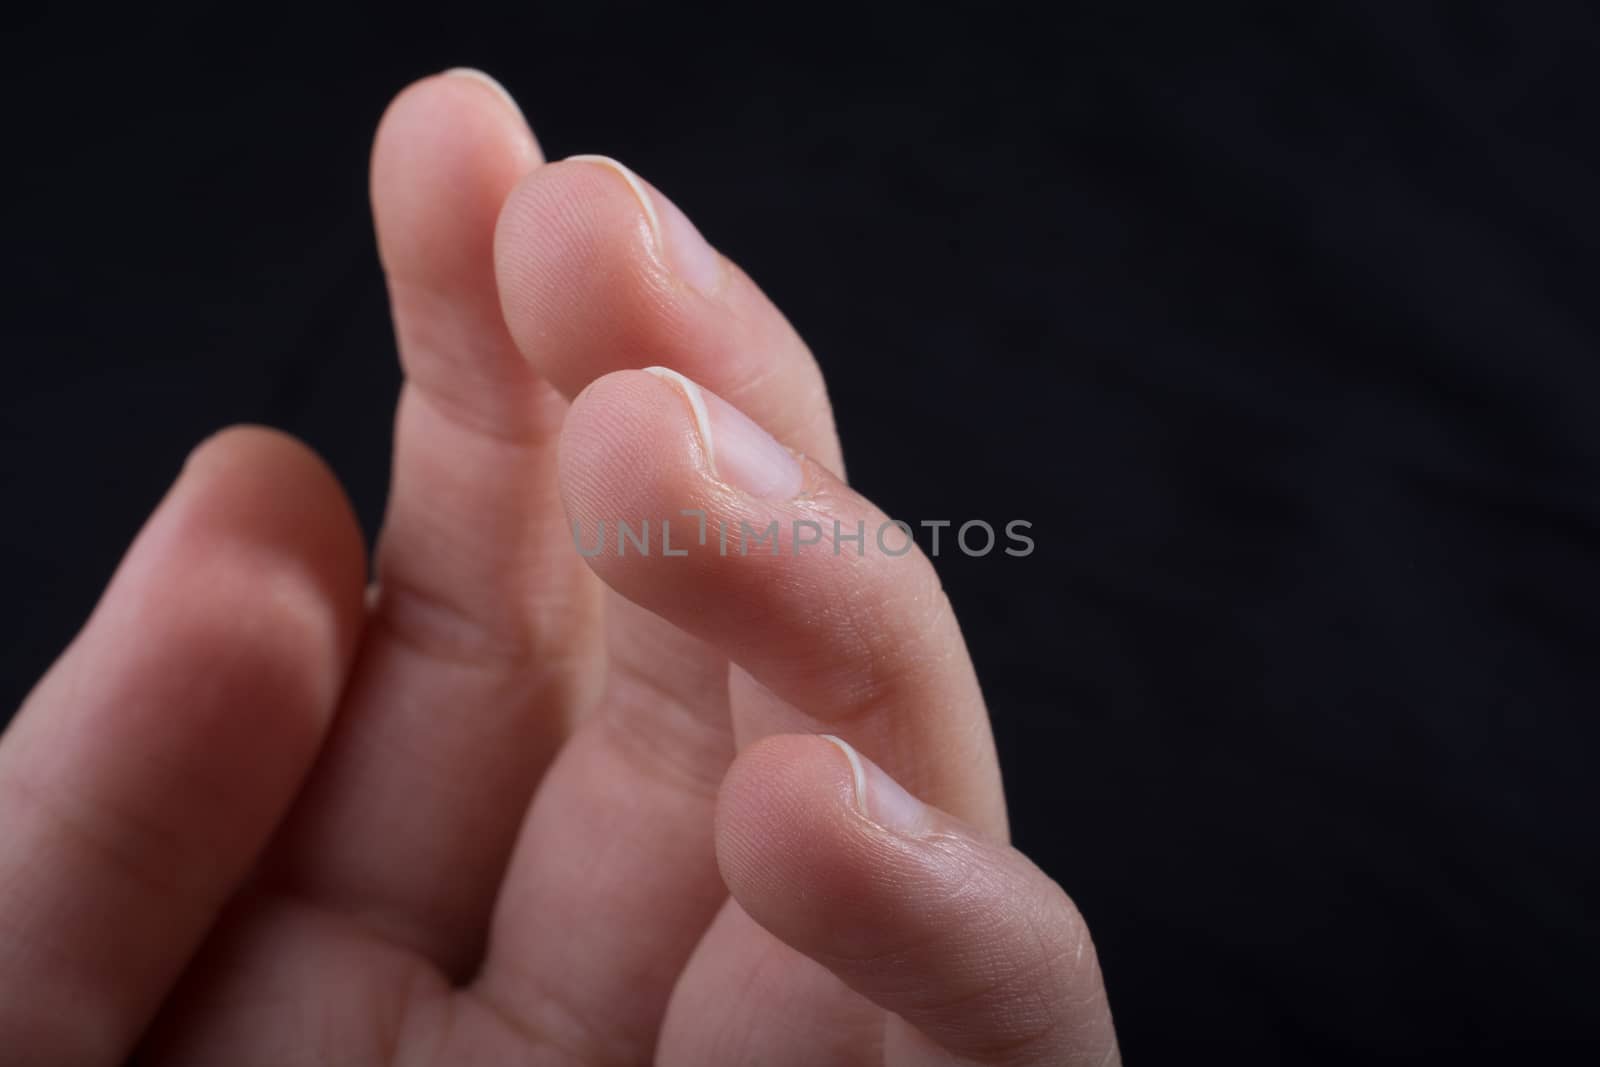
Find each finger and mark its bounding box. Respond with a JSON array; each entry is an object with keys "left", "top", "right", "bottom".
[
  {"left": 718, "top": 735, "right": 1121, "bottom": 1067},
  {"left": 561, "top": 368, "right": 1003, "bottom": 1063},
  {"left": 495, "top": 168, "right": 998, "bottom": 1060},
  {"left": 660, "top": 901, "right": 886, "bottom": 1065},
  {"left": 473, "top": 149, "right": 854, "bottom": 1057},
  {"left": 558, "top": 368, "right": 1005, "bottom": 832},
  {"left": 0, "top": 428, "right": 366, "bottom": 1066},
  {"left": 495, "top": 154, "right": 844, "bottom": 474},
  {"left": 268, "top": 71, "right": 604, "bottom": 974},
  {"left": 470, "top": 608, "right": 734, "bottom": 1063},
  {"left": 474, "top": 158, "right": 788, "bottom": 1057}
]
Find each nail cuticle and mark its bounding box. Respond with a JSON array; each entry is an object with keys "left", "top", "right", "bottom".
[
  {"left": 641, "top": 367, "right": 803, "bottom": 500},
  {"left": 642, "top": 366, "right": 717, "bottom": 476},
  {"left": 566, "top": 154, "right": 664, "bottom": 249},
  {"left": 821, "top": 734, "right": 870, "bottom": 816}
]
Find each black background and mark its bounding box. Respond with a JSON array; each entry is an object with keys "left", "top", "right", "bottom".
[{"left": 4, "top": 3, "right": 1598, "bottom": 1062}]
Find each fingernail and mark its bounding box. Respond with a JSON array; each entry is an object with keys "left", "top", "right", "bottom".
[
  {"left": 441, "top": 68, "right": 524, "bottom": 119},
  {"left": 821, "top": 735, "right": 932, "bottom": 835},
  {"left": 643, "top": 367, "right": 803, "bottom": 500},
  {"left": 566, "top": 154, "right": 725, "bottom": 295},
  {"left": 650, "top": 183, "right": 725, "bottom": 295}
]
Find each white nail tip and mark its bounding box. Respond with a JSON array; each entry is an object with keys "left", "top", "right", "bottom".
[
  {"left": 441, "top": 68, "right": 523, "bottom": 118},
  {"left": 821, "top": 734, "right": 869, "bottom": 816},
  {"left": 567, "top": 154, "right": 663, "bottom": 248},
  {"left": 642, "top": 366, "right": 717, "bottom": 475}
]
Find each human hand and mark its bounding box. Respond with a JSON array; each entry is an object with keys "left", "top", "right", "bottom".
[{"left": 0, "top": 71, "right": 1119, "bottom": 1065}]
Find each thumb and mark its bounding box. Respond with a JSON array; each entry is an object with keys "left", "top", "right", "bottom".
[{"left": 715, "top": 734, "right": 1121, "bottom": 1066}]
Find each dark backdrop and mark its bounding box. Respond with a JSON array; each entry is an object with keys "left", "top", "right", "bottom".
[{"left": 3, "top": 3, "right": 1597, "bottom": 1062}]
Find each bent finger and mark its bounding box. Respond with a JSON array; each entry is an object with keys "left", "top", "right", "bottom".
[
  {"left": 717, "top": 734, "right": 1120, "bottom": 1067},
  {"left": 559, "top": 368, "right": 1004, "bottom": 832},
  {"left": 495, "top": 154, "right": 843, "bottom": 475},
  {"left": 0, "top": 428, "right": 366, "bottom": 1065},
  {"left": 274, "top": 71, "right": 600, "bottom": 974}
]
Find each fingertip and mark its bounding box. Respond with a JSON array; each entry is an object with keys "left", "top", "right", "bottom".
[
  {"left": 714, "top": 734, "right": 908, "bottom": 948},
  {"left": 372, "top": 69, "right": 541, "bottom": 277},
  {"left": 494, "top": 159, "right": 676, "bottom": 397},
  {"left": 93, "top": 426, "right": 370, "bottom": 734},
  {"left": 557, "top": 368, "right": 703, "bottom": 535},
  {"left": 376, "top": 68, "right": 539, "bottom": 169},
  {"left": 714, "top": 734, "right": 862, "bottom": 880},
  {"left": 181, "top": 422, "right": 343, "bottom": 500},
  {"left": 167, "top": 424, "right": 368, "bottom": 634},
  {"left": 372, "top": 70, "right": 552, "bottom": 426},
  {"left": 439, "top": 67, "right": 526, "bottom": 122},
  {"left": 714, "top": 734, "right": 1120, "bottom": 1065}
]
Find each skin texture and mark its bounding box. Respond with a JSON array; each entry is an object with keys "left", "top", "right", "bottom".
[{"left": 0, "top": 72, "right": 1120, "bottom": 1065}]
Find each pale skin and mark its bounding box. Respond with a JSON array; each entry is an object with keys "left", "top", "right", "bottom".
[{"left": 0, "top": 72, "right": 1120, "bottom": 1065}]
